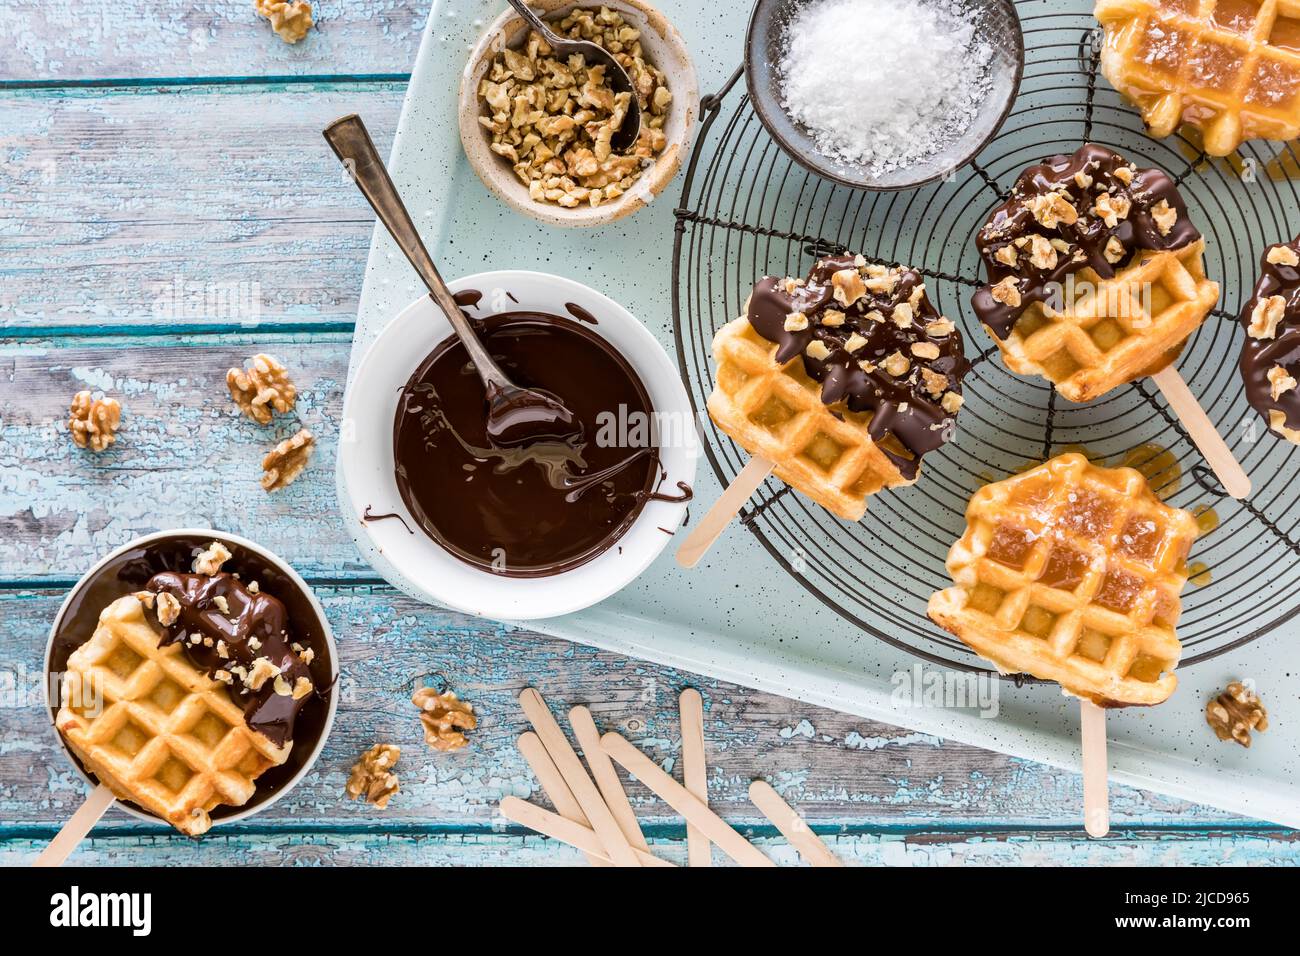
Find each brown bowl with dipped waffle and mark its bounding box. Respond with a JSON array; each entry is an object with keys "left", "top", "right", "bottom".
[{"left": 44, "top": 529, "right": 338, "bottom": 835}]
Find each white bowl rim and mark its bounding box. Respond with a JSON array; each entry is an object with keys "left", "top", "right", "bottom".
[
  {"left": 339, "top": 269, "right": 698, "bottom": 620},
  {"left": 42, "top": 527, "right": 341, "bottom": 831}
]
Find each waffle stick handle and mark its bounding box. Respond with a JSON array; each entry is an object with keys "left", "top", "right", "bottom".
[
  {"left": 1150, "top": 365, "right": 1250, "bottom": 499},
  {"left": 1080, "top": 701, "right": 1110, "bottom": 839},
  {"left": 676, "top": 455, "right": 775, "bottom": 568},
  {"left": 32, "top": 782, "right": 115, "bottom": 867}
]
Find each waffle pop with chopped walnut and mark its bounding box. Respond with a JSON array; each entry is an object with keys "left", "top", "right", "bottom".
[
  {"left": 1239, "top": 236, "right": 1300, "bottom": 442},
  {"left": 677, "top": 255, "right": 971, "bottom": 567},
  {"left": 1095, "top": 0, "right": 1300, "bottom": 156},
  {"left": 972, "top": 144, "right": 1218, "bottom": 403},
  {"left": 927, "top": 453, "right": 1199, "bottom": 707}
]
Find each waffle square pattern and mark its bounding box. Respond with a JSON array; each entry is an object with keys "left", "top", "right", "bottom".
[
  {"left": 994, "top": 239, "right": 1219, "bottom": 402},
  {"left": 56, "top": 595, "right": 290, "bottom": 834},
  {"left": 1096, "top": 0, "right": 1300, "bottom": 155},
  {"left": 707, "top": 315, "right": 914, "bottom": 521},
  {"left": 927, "top": 453, "right": 1200, "bottom": 706}
]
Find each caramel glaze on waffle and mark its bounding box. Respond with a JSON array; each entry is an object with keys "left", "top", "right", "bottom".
[
  {"left": 1239, "top": 236, "right": 1300, "bottom": 441},
  {"left": 748, "top": 255, "right": 970, "bottom": 480},
  {"left": 147, "top": 572, "right": 317, "bottom": 748},
  {"left": 972, "top": 144, "right": 1201, "bottom": 339}
]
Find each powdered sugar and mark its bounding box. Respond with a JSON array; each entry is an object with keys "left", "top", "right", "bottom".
[{"left": 776, "top": 0, "right": 994, "bottom": 175}]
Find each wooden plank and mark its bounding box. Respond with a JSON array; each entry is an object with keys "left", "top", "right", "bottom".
[
  {"left": 0, "top": 84, "right": 409, "bottom": 332},
  {"left": 0, "top": 587, "right": 1256, "bottom": 830},
  {"left": 4, "top": 829, "right": 1298, "bottom": 868},
  {"left": 0, "top": 336, "right": 369, "bottom": 579},
  {"left": 0, "top": 0, "right": 437, "bottom": 82}
]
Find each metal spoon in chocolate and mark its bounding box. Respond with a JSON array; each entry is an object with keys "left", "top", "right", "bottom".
[
  {"left": 323, "top": 114, "right": 583, "bottom": 448},
  {"left": 503, "top": 0, "right": 642, "bottom": 153}
]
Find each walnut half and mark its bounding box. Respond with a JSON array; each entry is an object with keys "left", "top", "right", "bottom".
[
  {"left": 1206, "top": 681, "right": 1268, "bottom": 748},
  {"left": 412, "top": 688, "right": 478, "bottom": 752},
  {"left": 68, "top": 391, "right": 122, "bottom": 453},
  {"left": 261, "top": 428, "right": 314, "bottom": 491},
  {"left": 254, "top": 0, "right": 313, "bottom": 44},
  {"left": 227, "top": 353, "right": 297, "bottom": 425},
  {"left": 345, "top": 744, "right": 401, "bottom": 808}
]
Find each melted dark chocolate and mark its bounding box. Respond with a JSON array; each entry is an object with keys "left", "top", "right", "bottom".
[
  {"left": 363, "top": 505, "right": 416, "bottom": 534},
  {"left": 972, "top": 143, "right": 1201, "bottom": 339},
  {"left": 566, "top": 302, "right": 598, "bottom": 325},
  {"left": 146, "top": 571, "right": 315, "bottom": 748},
  {"left": 393, "top": 313, "right": 661, "bottom": 576},
  {"left": 747, "top": 255, "right": 970, "bottom": 480},
  {"left": 47, "top": 536, "right": 333, "bottom": 818},
  {"left": 1239, "top": 237, "right": 1300, "bottom": 434}
]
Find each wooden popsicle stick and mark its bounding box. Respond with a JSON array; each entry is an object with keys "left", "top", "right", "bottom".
[
  {"left": 499, "top": 797, "right": 674, "bottom": 867},
  {"left": 601, "top": 731, "right": 775, "bottom": 867},
  {"left": 33, "top": 782, "right": 115, "bottom": 868},
  {"left": 517, "top": 732, "right": 607, "bottom": 867},
  {"left": 1080, "top": 701, "right": 1110, "bottom": 839},
  {"left": 1151, "top": 365, "right": 1250, "bottom": 499},
  {"left": 678, "top": 688, "right": 711, "bottom": 867},
  {"left": 569, "top": 706, "right": 649, "bottom": 852},
  {"left": 676, "top": 454, "right": 775, "bottom": 568},
  {"left": 748, "top": 780, "right": 844, "bottom": 867},
  {"left": 518, "top": 688, "right": 641, "bottom": 867}
]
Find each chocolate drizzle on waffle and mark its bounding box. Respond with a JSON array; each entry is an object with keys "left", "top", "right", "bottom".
[
  {"left": 1239, "top": 237, "right": 1300, "bottom": 436},
  {"left": 147, "top": 572, "right": 315, "bottom": 747},
  {"left": 973, "top": 144, "right": 1201, "bottom": 339},
  {"left": 746, "top": 255, "right": 969, "bottom": 480}
]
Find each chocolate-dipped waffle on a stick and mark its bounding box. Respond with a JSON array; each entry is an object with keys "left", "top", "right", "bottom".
[
  {"left": 678, "top": 254, "right": 969, "bottom": 567},
  {"left": 972, "top": 143, "right": 1249, "bottom": 499}
]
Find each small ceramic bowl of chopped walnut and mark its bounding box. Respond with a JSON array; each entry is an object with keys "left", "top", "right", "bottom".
[{"left": 459, "top": 0, "right": 698, "bottom": 227}]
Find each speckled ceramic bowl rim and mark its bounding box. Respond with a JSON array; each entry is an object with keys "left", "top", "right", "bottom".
[
  {"left": 744, "top": 0, "right": 1025, "bottom": 191},
  {"left": 457, "top": 0, "right": 699, "bottom": 227},
  {"left": 42, "top": 528, "right": 340, "bottom": 832}
]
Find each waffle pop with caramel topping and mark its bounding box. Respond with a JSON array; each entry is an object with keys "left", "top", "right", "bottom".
[
  {"left": 972, "top": 144, "right": 1219, "bottom": 402},
  {"left": 928, "top": 453, "right": 1199, "bottom": 707},
  {"left": 707, "top": 254, "right": 970, "bottom": 520}
]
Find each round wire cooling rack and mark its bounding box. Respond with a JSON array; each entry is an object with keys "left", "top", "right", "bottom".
[{"left": 671, "top": 2, "right": 1300, "bottom": 675}]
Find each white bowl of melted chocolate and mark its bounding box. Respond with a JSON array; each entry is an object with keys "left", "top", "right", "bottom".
[
  {"left": 45, "top": 530, "right": 338, "bottom": 835},
  {"left": 339, "top": 270, "right": 697, "bottom": 620}
]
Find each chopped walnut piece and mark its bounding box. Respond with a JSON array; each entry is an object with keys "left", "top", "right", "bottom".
[
  {"left": 831, "top": 269, "right": 867, "bottom": 307},
  {"left": 891, "top": 302, "right": 914, "bottom": 328},
  {"left": 254, "top": 0, "right": 313, "bottom": 44},
  {"left": 843, "top": 333, "right": 868, "bottom": 353},
  {"left": 1112, "top": 164, "right": 1134, "bottom": 185},
  {"left": 227, "top": 353, "right": 297, "bottom": 425},
  {"left": 911, "top": 342, "right": 941, "bottom": 360},
  {"left": 1026, "top": 192, "right": 1078, "bottom": 229},
  {"left": 1103, "top": 236, "right": 1127, "bottom": 264},
  {"left": 941, "top": 391, "right": 964, "bottom": 414},
  {"left": 193, "top": 541, "right": 232, "bottom": 576},
  {"left": 805, "top": 340, "right": 831, "bottom": 361},
  {"left": 155, "top": 592, "right": 181, "bottom": 627},
  {"left": 1267, "top": 244, "right": 1300, "bottom": 267},
  {"left": 994, "top": 244, "right": 1019, "bottom": 267},
  {"left": 261, "top": 428, "right": 315, "bottom": 491},
  {"left": 345, "top": 744, "right": 401, "bottom": 808},
  {"left": 245, "top": 657, "right": 280, "bottom": 692},
  {"left": 1073, "top": 170, "right": 1093, "bottom": 190},
  {"left": 1150, "top": 199, "right": 1177, "bottom": 236},
  {"left": 68, "top": 391, "right": 122, "bottom": 453},
  {"left": 1206, "top": 681, "right": 1268, "bottom": 747},
  {"left": 412, "top": 688, "right": 478, "bottom": 752},
  {"left": 990, "top": 277, "right": 1022, "bottom": 308},
  {"left": 784, "top": 311, "right": 809, "bottom": 331},
  {"left": 883, "top": 351, "right": 910, "bottom": 377},
  {"left": 819, "top": 309, "right": 847, "bottom": 327},
  {"left": 1268, "top": 364, "right": 1297, "bottom": 401},
  {"left": 1248, "top": 295, "right": 1287, "bottom": 340},
  {"left": 1028, "top": 234, "right": 1057, "bottom": 270},
  {"left": 926, "top": 318, "right": 955, "bottom": 336},
  {"left": 920, "top": 367, "right": 948, "bottom": 397},
  {"left": 1091, "top": 191, "right": 1131, "bottom": 228}
]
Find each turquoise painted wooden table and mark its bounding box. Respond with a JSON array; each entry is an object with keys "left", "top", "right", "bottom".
[{"left": 2, "top": 0, "right": 1297, "bottom": 866}]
